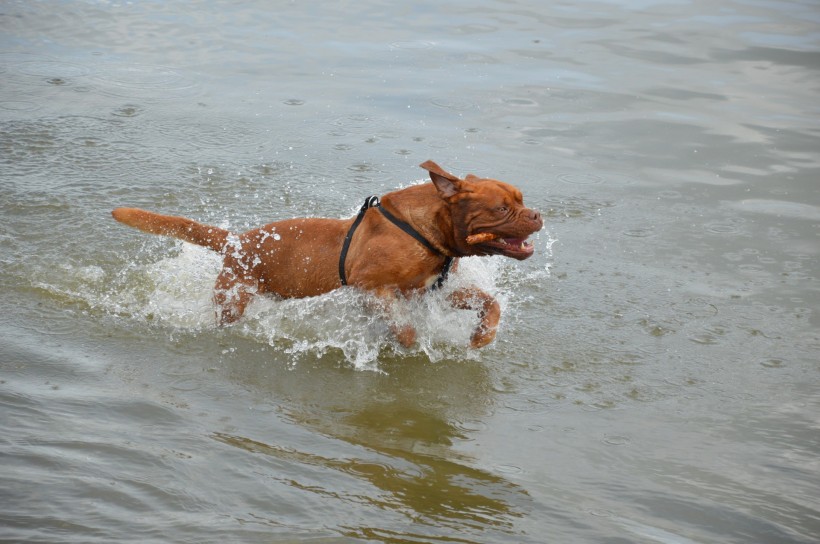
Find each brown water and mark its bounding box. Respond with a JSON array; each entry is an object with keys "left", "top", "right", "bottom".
[{"left": 1, "top": 1, "right": 818, "bottom": 542}]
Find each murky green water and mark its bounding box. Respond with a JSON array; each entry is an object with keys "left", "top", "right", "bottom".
[{"left": 1, "top": 1, "right": 818, "bottom": 542}]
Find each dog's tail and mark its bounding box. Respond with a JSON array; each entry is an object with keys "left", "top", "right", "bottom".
[{"left": 112, "top": 207, "right": 230, "bottom": 253}]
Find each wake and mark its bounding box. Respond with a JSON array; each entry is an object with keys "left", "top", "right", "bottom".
[{"left": 37, "top": 233, "right": 554, "bottom": 370}]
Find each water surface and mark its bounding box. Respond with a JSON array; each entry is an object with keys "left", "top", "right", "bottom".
[{"left": 1, "top": 1, "right": 818, "bottom": 543}]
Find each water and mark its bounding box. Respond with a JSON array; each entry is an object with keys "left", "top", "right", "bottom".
[{"left": 1, "top": 0, "right": 818, "bottom": 542}]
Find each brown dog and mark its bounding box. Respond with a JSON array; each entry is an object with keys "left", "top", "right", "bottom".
[{"left": 112, "top": 161, "right": 542, "bottom": 348}]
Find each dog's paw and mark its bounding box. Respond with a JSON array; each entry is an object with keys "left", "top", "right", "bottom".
[
  {"left": 470, "top": 325, "right": 497, "bottom": 349},
  {"left": 393, "top": 323, "right": 417, "bottom": 348}
]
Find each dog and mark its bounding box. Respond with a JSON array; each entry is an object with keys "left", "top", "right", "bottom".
[{"left": 112, "top": 160, "right": 542, "bottom": 348}]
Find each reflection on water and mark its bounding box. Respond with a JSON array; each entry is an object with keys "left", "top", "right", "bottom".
[
  {"left": 212, "top": 423, "right": 526, "bottom": 537},
  {"left": 216, "top": 351, "right": 532, "bottom": 540}
]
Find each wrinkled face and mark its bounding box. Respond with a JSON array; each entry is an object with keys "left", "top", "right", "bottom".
[{"left": 452, "top": 177, "right": 543, "bottom": 260}]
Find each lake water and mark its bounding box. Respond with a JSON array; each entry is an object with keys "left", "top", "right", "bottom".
[{"left": 1, "top": 1, "right": 818, "bottom": 542}]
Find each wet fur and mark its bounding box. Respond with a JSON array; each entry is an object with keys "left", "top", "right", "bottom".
[{"left": 112, "top": 161, "right": 542, "bottom": 348}]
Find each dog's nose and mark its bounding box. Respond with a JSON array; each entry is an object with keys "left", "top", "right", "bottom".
[{"left": 528, "top": 209, "right": 542, "bottom": 224}]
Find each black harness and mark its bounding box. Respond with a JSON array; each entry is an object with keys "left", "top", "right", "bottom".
[{"left": 339, "top": 195, "right": 454, "bottom": 290}]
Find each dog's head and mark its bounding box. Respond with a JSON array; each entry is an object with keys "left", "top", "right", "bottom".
[{"left": 421, "top": 161, "right": 543, "bottom": 260}]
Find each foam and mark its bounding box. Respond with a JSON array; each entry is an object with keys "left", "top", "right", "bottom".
[{"left": 38, "top": 232, "right": 554, "bottom": 370}]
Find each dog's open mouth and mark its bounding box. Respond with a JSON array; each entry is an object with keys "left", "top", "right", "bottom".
[
  {"left": 487, "top": 237, "right": 534, "bottom": 258},
  {"left": 467, "top": 234, "right": 535, "bottom": 259}
]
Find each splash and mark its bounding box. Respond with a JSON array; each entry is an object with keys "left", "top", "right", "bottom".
[{"left": 37, "top": 232, "right": 554, "bottom": 370}]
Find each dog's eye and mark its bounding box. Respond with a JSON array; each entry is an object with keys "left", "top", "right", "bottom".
[{"left": 497, "top": 206, "right": 509, "bottom": 213}]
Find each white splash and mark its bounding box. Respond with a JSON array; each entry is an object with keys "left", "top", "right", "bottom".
[{"left": 39, "top": 230, "right": 554, "bottom": 370}]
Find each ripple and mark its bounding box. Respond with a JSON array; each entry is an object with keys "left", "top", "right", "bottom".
[
  {"left": 589, "top": 509, "right": 614, "bottom": 518},
  {"left": 454, "top": 419, "right": 488, "bottom": 433},
  {"left": 557, "top": 172, "right": 603, "bottom": 185},
  {"left": 111, "top": 104, "right": 143, "bottom": 118},
  {"left": 0, "top": 52, "right": 50, "bottom": 66},
  {"left": 347, "top": 162, "right": 376, "bottom": 173},
  {"left": 705, "top": 222, "right": 739, "bottom": 234},
  {"left": 459, "top": 52, "right": 501, "bottom": 64},
  {"left": 70, "top": 135, "right": 105, "bottom": 147},
  {"left": 502, "top": 97, "right": 538, "bottom": 107},
  {"left": 430, "top": 97, "right": 476, "bottom": 111},
  {"left": 760, "top": 358, "right": 785, "bottom": 368},
  {"left": 0, "top": 101, "right": 40, "bottom": 112},
  {"left": 153, "top": 116, "right": 263, "bottom": 151},
  {"left": 389, "top": 40, "right": 437, "bottom": 50},
  {"left": 283, "top": 99, "right": 305, "bottom": 106},
  {"left": 689, "top": 333, "right": 718, "bottom": 345},
  {"left": 17, "top": 60, "right": 90, "bottom": 78},
  {"left": 657, "top": 190, "right": 682, "bottom": 199},
  {"left": 672, "top": 298, "right": 718, "bottom": 319},
  {"left": 501, "top": 395, "right": 554, "bottom": 414},
  {"left": 730, "top": 199, "right": 820, "bottom": 221},
  {"left": 622, "top": 227, "right": 655, "bottom": 238},
  {"left": 9, "top": 126, "right": 152, "bottom": 181},
  {"left": 168, "top": 377, "right": 202, "bottom": 392},
  {"left": 737, "top": 264, "right": 769, "bottom": 276},
  {"left": 95, "top": 64, "right": 185, "bottom": 87},
  {"left": 544, "top": 196, "right": 614, "bottom": 219},
  {"left": 331, "top": 113, "right": 373, "bottom": 130},
  {"left": 702, "top": 324, "right": 729, "bottom": 337},
  {"left": 91, "top": 63, "right": 197, "bottom": 99},
  {"left": 425, "top": 138, "right": 450, "bottom": 149},
  {"left": 278, "top": 138, "right": 307, "bottom": 151},
  {"left": 602, "top": 435, "right": 630, "bottom": 446},
  {"left": 494, "top": 464, "right": 523, "bottom": 474},
  {"left": 455, "top": 23, "right": 498, "bottom": 34}
]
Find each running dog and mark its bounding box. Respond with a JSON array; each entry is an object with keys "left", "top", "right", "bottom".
[{"left": 112, "top": 161, "right": 542, "bottom": 348}]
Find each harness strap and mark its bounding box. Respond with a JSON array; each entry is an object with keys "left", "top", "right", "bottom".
[
  {"left": 435, "top": 254, "right": 455, "bottom": 290},
  {"left": 377, "top": 205, "right": 441, "bottom": 256},
  {"left": 339, "top": 195, "right": 454, "bottom": 290},
  {"left": 339, "top": 195, "right": 379, "bottom": 286}
]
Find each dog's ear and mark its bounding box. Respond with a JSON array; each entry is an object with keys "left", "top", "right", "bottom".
[{"left": 420, "top": 160, "right": 463, "bottom": 198}]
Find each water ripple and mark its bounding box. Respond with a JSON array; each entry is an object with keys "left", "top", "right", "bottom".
[
  {"left": 17, "top": 60, "right": 90, "bottom": 78},
  {"left": 557, "top": 172, "right": 603, "bottom": 185},
  {"left": 90, "top": 63, "right": 198, "bottom": 100}
]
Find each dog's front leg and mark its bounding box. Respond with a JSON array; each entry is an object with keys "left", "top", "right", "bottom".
[
  {"left": 447, "top": 286, "right": 501, "bottom": 348},
  {"left": 213, "top": 268, "right": 255, "bottom": 325},
  {"left": 370, "top": 287, "right": 417, "bottom": 348}
]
